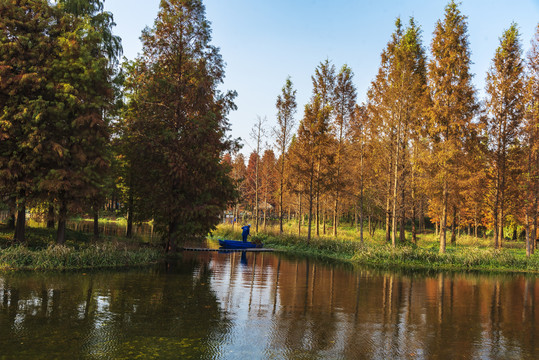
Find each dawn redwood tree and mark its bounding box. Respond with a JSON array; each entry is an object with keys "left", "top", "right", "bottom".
[
  {"left": 57, "top": 0, "right": 122, "bottom": 63},
  {"left": 125, "top": 0, "right": 239, "bottom": 252},
  {"left": 332, "top": 65, "right": 357, "bottom": 236},
  {"left": 484, "top": 24, "right": 525, "bottom": 249},
  {"left": 367, "top": 18, "right": 427, "bottom": 247},
  {"left": 245, "top": 151, "right": 258, "bottom": 223},
  {"left": 349, "top": 105, "right": 368, "bottom": 242},
  {"left": 0, "top": 0, "right": 62, "bottom": 243},
  {"left": 36, "top": 4, "right": 115, "bottom": 244},
  {"left": 260, "top": 149, "right": 277, "bottom": 230},
  {"left": 311, "top": 60, "right": 336, "bottom": 236},
  {"left": 367, "top": 19, "right": 403, "bottom": 244},
  {"left": 290, "top": 96, "right": 331, "bottom": 243},
  {"left": 427, "top": 1, "right": 477, "bottom": 253},
  {"left": 249, "top": 116, "right": 267, "bottom": 233},
  {"left": 55, "top": 0, "right": 122, "bottom": 240},
  {"left": 274, "top": 77, "right": 297, "bottom": 234},
  {"left": 230, "top": 152, "right": 247, "bottom": 229},
  {"left": 525, "top": 24, "right": 539, "bottom": 256}
]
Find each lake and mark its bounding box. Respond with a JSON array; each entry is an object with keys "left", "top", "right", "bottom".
[{"left": 0, "top": 250, "right": 538, "bottom": 359}]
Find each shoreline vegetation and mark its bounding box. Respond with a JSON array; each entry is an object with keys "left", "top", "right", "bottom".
[
  {"left": 213, "top": 224, "right": 539, "bottom": 275},
  {"left": 0, "top": 224, "right": 162, "bottom": 271},
  {"left": 0, "top": 220, "right": 538, "bottom": 273}
]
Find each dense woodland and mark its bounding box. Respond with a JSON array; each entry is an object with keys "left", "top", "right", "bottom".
[
  {"left": 0, "top": 0, "right": 237, "bottom": 252},
  {"left": 225, "top": 3, "right": 539, "bottom": 256},
  {"left": 0, "top": 0, "right": 538, "bottom": 255}
]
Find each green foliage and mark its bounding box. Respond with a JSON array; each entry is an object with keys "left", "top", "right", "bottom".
[
  {"left": 0, "top": 0, "right": 62, "bottom": 202},
  {"left": 121, "top": 0, "right": 239, "bottom": 250},
  {"left": 0, "top": 225, "right": 161, "bottom": 270},
  {"left": 0, "top": 0, "right": 122, "bottom": 244}
]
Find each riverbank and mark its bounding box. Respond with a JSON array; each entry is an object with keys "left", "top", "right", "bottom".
[
  {"left": 213, "top": 225, "right": 539, "bottom": 274},
  {"left": 0, "top": 225, "right": 163, "bottom": 271}
]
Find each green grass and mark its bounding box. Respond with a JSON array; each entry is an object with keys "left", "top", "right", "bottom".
[
  {"left": 0, "top": 225, "right": 163, "bottom": 271},
  {"left": 212, "top": 223, "right": 539, "bottom": 274}
]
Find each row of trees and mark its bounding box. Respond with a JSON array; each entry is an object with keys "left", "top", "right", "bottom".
[
  {"left": 0, "top": 0, "right": 239, "bottom": 250},
  {"left": 0, "top": 0, "right": 121, "bottom": 244},
  {"left": 230, "top": 1, "right": 539, "bottom": 255}
]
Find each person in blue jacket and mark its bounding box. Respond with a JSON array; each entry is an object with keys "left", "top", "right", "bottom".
[{"left": 241, "top": 224, "right": 251, "bottom": 242}]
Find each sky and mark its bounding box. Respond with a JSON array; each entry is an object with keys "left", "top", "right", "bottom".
[{"left": 103, "top": 0, "right": 539, "bottom": 155}]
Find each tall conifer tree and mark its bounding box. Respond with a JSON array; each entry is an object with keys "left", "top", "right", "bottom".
[
  {"left": 484, "top": 24, "right": 525, "bottom": 248},
  {"left": 125, "top": 0, "right": 238, "bottom": 251},
  {"left": 311, "top": 60, "right": 335, "bottom": 236},
  {"left": 274, "top": 77, "right": 297, "bottom": 234},
  {"left": 427, "top": 1, "right": 477, "bottom": 253},
  {"left": 332, "top": 65, "right": 356, "bottom": 236},
  {"left": 525, "top": 24, "right": 539, "bottom": 256},
  {"left": 0, "top": 0, "right": 63, "bottom": 242},
  {"left": 367, "top": 18, "right": 427, "bottom": 247},
  {"left": 290, "top": 96, "right": 331, "bottom": 243}
]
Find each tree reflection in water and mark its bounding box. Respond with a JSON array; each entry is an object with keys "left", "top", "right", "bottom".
[
  {"left": 0, "top": 251, "right": 538, "bottom": 359},
  {"left": 207, "top": 252, "right": 539, "bottom": 359},
  {"left": 0, "top": 258, "right": 231, "bottom": 359}
]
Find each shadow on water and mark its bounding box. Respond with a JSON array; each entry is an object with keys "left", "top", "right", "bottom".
[
  {"left": 0, "top": 258, "right": 232, "bottom": 359},
  {"left": 1, "top": 250, "right": 539, "bottom": 359}
]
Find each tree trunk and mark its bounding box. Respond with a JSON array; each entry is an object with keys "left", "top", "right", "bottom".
[
  {"left": 498, "top": 207, "right": 504, "bottom": 249},
  {"left": 14, "top": 203, "right": 26, "bottom": 243},
  {"left": 315, "top": 163, "right": 320, "bottom": 238},
  {"left": 57, "top": 198, "right": 67, "bottom": 245},
  {"left": 333, "top": 197, "right": 338, "bottom": 237},
  {"left": 279, "top": 162, "right": 285, "bottom": 235},
  {"left": 360, "top": 196, "right": 364, "bottom": 244},
  {"left": 166, "top": 219, "right": 178, "bottom": 253},
  {"left": 493, "top": 165, "right": 501, "bottom": 249},
  {"left": 532, "top": 184, "right": 538, "bottom": 254},
  {"left": 385, "top": 159, "right": 392, "bottom": 243},
  {"left": 93, "top": 207, "right": 99, "bottom": 239},
  {"left": 288, "top": 205, "right": 291, "bottom": 222},
  {"left": 7, "top": 213, "right": 15, "bottom": 230},
  {"left": 47, "top": 205, "right": 55, "bottom": 229},
  {"left": 439, "top": 179, "right": 448, "bottom": 254},
  {"left": 255, "top": 153, "right": 259, "bottom": 234},
  {"left": 126, "top": 185, "right": 134, "bottom": 238},
  {"left": 298, "top": 193, "right": 302, "bottom": 236},
  {"left": 526, "top": 213, "right": 531, "bottom": 257},
  {"left": 391, "top": 121, "right": 403, "bottom": 247},
  {"left": 451, "top": 206, "right": 457, "bottom": 245},
  {"left": 419, "top": 199, "right": 425, "bottom": 234},
  {"left": 391, "top": 147, "right": 399, "bottom": 247},
  {"left": 307, "top": 191, "right": 313, "bottom": 244},
  {"left": 354, "top": 205, "right": 358, "bottom": 232},
  {"left": 399, "top": 187, "right": 405, "bottom": 243},
  {"left": 411, "top": 195, "right": 417, "bottom": 244},
  {"left": 323, "top": 209, "right": 326, "bottom": 235}
]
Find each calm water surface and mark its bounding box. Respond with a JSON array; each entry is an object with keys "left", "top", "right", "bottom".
[{"left": 0, "top": 251, "right": 538, "bottom": 359}]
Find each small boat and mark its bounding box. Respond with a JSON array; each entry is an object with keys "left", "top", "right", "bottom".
[{"left": 218, "top": 239, "right": 260, "bottom": 249}]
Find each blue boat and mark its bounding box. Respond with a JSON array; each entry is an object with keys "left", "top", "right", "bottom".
[{"left": 218, "top": 239, "right": 260, "bottom": 249}]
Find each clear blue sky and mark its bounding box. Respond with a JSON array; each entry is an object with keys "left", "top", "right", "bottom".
[{"left": 103, "top": 0, "right": 539, "bottom": 155}]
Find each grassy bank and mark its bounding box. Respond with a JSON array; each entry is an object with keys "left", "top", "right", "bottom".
[
  {"left": 0, "top": 225, "right": 163, "bottom": 271},
  {"left": 213, "top": 224, "right": 539, "bottom": 274}
]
